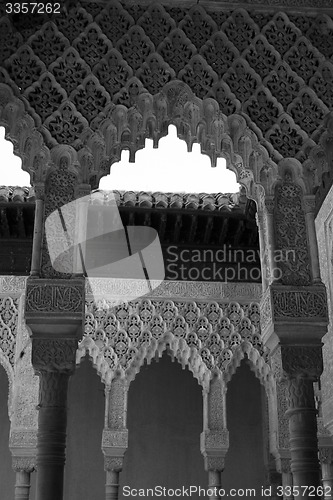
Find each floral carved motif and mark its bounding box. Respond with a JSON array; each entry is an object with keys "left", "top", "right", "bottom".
[
  {"left": 25, "top": 281, "right": 84, "bottom": 314},
  {"left": 274, "top": 175, "right": 311, "bottom": 285}
]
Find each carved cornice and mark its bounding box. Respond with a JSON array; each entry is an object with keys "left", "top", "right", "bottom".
[{"left": 86, "top": 279, "right": 263, "bottom": 302}]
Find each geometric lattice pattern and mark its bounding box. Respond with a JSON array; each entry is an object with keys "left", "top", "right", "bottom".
[
  {"left": 0, "top": 296, "right": 18, "bottom": 368},
  {"left": 1, "top": 2, "right": 332, "bottom": 166},
  {"left": 79, "top": 298, "right": 268, "bottom": 385}
]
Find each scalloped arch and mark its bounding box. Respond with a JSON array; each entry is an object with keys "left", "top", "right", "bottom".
[{"left": 0, "top": 80, "right": 283, "bottom": 199}]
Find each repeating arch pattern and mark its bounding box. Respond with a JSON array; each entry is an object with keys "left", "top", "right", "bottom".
[{"left": 77, "top": 298, "right": 270, "bottom": 389}]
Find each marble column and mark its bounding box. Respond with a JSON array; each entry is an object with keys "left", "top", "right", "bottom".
[
  {"left": 25, "top": 277, "right": 85, "bottom": 500},
  {"left": 34, "top": 368, "right": 71, "bottom": 500},
  {"left": 105, "top": 460, "right": 123, "bottom": 500},
  {"left": 201, "top": 376, "right": 229, "bottom": 500},
  {"left": 319, "top": 448, "right": 333, "bottom": 500},
  {"left": 102, "top": 379, "right": 129, "bottom": 500},
  {"left": 280, "top": 345, "right": 323, "bottom": 499}
]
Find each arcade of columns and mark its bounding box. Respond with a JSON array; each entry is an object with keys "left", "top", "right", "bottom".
[{"left": 1, "top": 0, "right": 333, "bottom": 498}]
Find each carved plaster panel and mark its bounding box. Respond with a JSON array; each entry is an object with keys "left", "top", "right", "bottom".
[
  {"left": 79, "top": 290, "right": 271, "bottom": 390},
  {"left": 1, "top": 2, "right": 333, "bottom": 193}
]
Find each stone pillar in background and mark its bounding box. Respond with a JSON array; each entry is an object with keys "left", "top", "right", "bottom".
[
  {"left": 269, "top": 342, "right": 325, "bottom": 500},
  {"left": 319, "top": 447, "right": 333, "bottom": 500},
  {"left": 25, "top": 278, "right": 85, "bottom": 500},
  {"left": 201, "top": 376, "right": 229, "bottom": 500},
  {"left": 102, "top": 378, "right": 129, "bottom": 500}
]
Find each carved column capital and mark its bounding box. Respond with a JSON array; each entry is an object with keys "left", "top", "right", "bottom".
[
  {"left": 200, "top": 429, "right": 229, "bottom": 472},
  {"left": 33, "top": 182, "right": 46, "bottom": 201},
  {"left": 32, "top": 338, "right": 77, "bottom": 374},
  {"left": 281, "top": 345, "right": 323, "bottom": 381},
  {"left": 264, "top": 197, "right": 275, "bottom": 214},
  {"left": 12, "top": 457, "right": 35, "bottom": 473},
  {"left": 303, "top": 195, "right": 317, "bottom": 215}
]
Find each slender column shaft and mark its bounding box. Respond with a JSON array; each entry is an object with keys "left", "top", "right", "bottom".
[
  {"left": 208, "top": 470, "right": 222, "bottom": 500},
  {"left": 35, "top": 371, "right": 69, "bottom": 500},
  {"left": 30, "top": 197, "right": 44, "bottom": 277},
  {"left": 322, "top": 463, "right": 333, "bottom": 500},
  {"left": 282, "top": 471, "right": 293, "bottom": 500},
  {"left": 106, "top": 470, "right": 120, "bottom": 500},
  {"left": 15, "top": 470, "right": 31, "bottom": 500},
  {"left": 286, "top": 377, "right": 321, "bottom": 499}
]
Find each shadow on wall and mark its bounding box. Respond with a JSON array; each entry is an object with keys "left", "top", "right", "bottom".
[
  {"left": 120, "top": 353, "right": 207, "bottom": 499},
  {"left": 224, "top": 359, "right": 267, "bottom": 497}
]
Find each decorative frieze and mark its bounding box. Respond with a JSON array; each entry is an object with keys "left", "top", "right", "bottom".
[
  {"left": 79, "top": 296, "right": 269, "bottom": 387},
  {"left": 86, "top": 278, "right": 263, "bottom": 302}
]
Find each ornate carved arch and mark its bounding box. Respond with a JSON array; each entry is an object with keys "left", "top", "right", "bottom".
[{"left": 78, "top": 297, "right": 268, "bottom": 392}]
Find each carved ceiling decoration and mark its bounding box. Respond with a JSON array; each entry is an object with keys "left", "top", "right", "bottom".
[
  {"left": 0, "top": 1, "right": 333, "bottom": 199},
  {"left": 78, "top": 297, "right": 271, "bottom": 388}
]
